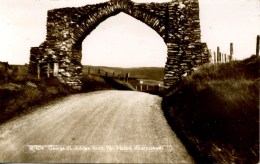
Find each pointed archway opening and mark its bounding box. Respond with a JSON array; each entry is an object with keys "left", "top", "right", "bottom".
[
  {"left": 82, "top": 12, "right": 167, "bottom": 67},
  {"left": 81, "top": 12, "right": 167, "bottom": 91}
]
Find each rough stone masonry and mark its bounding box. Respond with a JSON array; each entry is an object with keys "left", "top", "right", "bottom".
[{"left": 29, "top": 0, "right": 209, "bottom": 90}]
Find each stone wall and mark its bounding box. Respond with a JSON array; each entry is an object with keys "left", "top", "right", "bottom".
[{"left": 29, "top": 0, "right": 209, "bottom": 90}]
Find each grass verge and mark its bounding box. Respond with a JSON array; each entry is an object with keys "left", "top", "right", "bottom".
[
  {"left": 162, "top": 55, "right": 259, "bottom": 163},
  {"left": 0, "top": 70, "right": 118, "bottom": 124},
  {"left": 0, "top": 76, "right": 72, "bottom": 124}
]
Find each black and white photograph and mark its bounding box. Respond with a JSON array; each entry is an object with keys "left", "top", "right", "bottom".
[{"left": 0, "top": 0, "right": 259, "bottom": 163}]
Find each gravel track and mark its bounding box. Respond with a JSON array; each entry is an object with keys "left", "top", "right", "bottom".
[{"left": 0, "top": 90, "right": 194, "bottom": 163}]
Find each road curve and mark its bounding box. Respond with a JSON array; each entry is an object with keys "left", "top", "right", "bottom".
[{"left": 0, "top": 90, "right": 194, "bottom": 163}]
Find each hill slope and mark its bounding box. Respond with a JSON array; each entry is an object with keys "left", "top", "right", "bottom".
[
  {"left": 83, "top": 66, "right": 164, "bottom": 81},
  {"left": 163, "top": 55, "right": 259, "bottom": 163}
]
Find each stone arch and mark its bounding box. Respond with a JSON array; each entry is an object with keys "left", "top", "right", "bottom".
[
  {"left": 29, "top": 0, "right": 209, "bottom": 90},
  {"left": 72, "top": 1, "right": 166, "bottom": 50}
]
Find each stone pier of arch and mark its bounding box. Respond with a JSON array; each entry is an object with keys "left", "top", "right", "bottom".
[{"left": 29, "top": 0, "right": 209, "bottom": 90}]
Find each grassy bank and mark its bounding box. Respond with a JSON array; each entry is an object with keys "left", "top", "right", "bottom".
[
  {"left": 0, "top": 63, "right": 140, "bottom": 124},
  {"left": 0, "top": 66, "right": 117, "bottom": 124},
  {"left": 0, "top": 76, "right": 72, "bottom": 124},
  {"left": 162, "top": 55, "right": 259, "bottom": 163}
]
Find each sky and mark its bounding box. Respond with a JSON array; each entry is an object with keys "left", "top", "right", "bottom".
[{"left": 0, "top": 0, "right": 259, "bottom": 67}]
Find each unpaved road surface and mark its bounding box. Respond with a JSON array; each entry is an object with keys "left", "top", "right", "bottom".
[{"left": 0, "top": 90, "right": 194, "bottom": 163}]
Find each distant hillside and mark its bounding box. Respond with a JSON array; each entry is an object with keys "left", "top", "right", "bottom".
[
  {"left": 83, "top": 66, "right": 164, "bottom": 81},
  {"left": 7, "top": 65, "right": 165, "bottom": 82}
]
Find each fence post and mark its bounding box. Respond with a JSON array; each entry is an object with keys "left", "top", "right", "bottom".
[
  {"left": 230, "top": 43, "right": 233, "bottom": 61},
  {"left": 37, "top": 63, "right": 40, "bottom": 80},
  {"left": 225, "top": 54, "right": 227, "bottom": 63},
  {"left": 47, "top": 62, "right": 50, "bottom": 78},
  {"left": 220, "top": 52, "right": 222, "bottom": 63},
  {"left": 125, "top": 73, "right": 129, "bottom": 82},
  {"left": 228, "top": 55, "right": 232, "bottom": 62},
  {"left": 214, "top": 52, "right": 216, "bottom": 64},
  {"left": 53, "top": 62, "right": 59, "bottom": 77},
  {"left": 140, "top": 81, "right": 143, "bottom": 91},
  {"left": 98, "top": 68, "right": 101, "bottom": 75},
  {"left": 217, "top": 47, "right": 220, "bottom": 63},
  {"left": 256, "top": 35, "right": 260, "bottom": 56}
]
